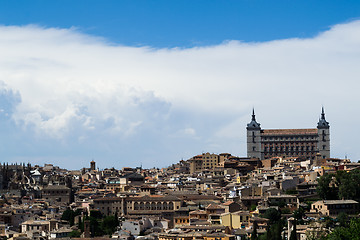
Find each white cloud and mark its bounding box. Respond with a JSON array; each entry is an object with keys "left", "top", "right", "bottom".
[
  {"left": 0, "top": 21, "right": 360, "bottom": 167},
  {"left": 179, "top": 127, "right": 196, "bottom": 137}
]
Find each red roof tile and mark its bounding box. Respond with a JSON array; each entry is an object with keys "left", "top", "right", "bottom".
[{"left": 262, "top": 128, "right": 317, "bottom": 135}]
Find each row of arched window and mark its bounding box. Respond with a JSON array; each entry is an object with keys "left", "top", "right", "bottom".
[{"left": 133, "top": 201, "right": 174, "bottom": 210}]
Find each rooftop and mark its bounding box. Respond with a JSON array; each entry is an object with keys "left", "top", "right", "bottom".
[
  {"left": 318, "top": 200, "right": 358, "bottom": 205},
  {"left": 262, "top": 128, "right": 317, "bottom": 136}
]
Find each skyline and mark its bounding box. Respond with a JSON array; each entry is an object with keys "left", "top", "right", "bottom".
[{"left": 0, "top": 1, "right": 359, "bottom": 169}]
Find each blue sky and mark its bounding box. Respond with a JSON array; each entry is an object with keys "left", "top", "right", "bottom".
[
  {"left": 0, "top": 1, "right": 360, "bottom": 169},
  {"left": 1, "top": 1, "right": 360, "bottom": 47}
]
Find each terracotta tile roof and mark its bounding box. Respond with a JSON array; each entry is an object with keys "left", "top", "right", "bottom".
[
  {"left": 262, "top": 128, "right": 317, "bottom": 136},
  {"left": 189, "top": 210, "right": 207, "bottom": 215},
  {"left": 222, "top": 201, "right": 234, "bottom": 206},
  {"left": 206, "top": 204, "right": 224, "bottom": 209}
]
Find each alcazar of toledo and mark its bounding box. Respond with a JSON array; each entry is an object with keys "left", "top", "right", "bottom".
[{"left": 247, "top": 107, "right": 330, "bottom": 160}]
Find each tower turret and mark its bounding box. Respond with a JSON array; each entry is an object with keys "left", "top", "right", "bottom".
[
  {"left": 317, "top": 107, "right": 330, "bottom": 129},
  {"left": 247, "top": 109, "right": 262, "bottom": 159},
  {"left": 317, "top": 107, "right": 330, "bottom": 159},
  {"left": 247, "top": 108, "right": 261, "bottom": 130}
]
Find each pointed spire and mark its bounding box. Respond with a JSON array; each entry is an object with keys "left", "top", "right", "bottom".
[
  {"left": 317, "top": 106, "right": 329, "bottom": 129},
  {"left": 321, "top": 106, "right": 325, "bottom": 120},
  {"left": 247, "top": 108, "right": 261, "bottom": 130}
]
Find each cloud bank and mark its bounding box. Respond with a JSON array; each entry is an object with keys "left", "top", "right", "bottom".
[{"left": 0, "top": 21, "right": 360, "bottom": 168}]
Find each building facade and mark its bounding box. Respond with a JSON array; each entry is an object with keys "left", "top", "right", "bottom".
[
  {"left": 247, "top": 108, "right": 330, "bottom": 160},
  {"left": 310, "top": 200, "right": 359, "bottom": 216},
  {"left": 42, "top": 185, "right": 72, "bottom": 205},
  {"left": 189, "top": 153, "right": 220, "bottom": 174}
]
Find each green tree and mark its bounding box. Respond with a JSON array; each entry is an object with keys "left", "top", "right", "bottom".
[
  {"left": 261, "top": 208, "right": 284, "bottom": 240},
  {"left": 61, "top": 208, "right": 82, "bottom": 226},
  {"left": 251, "top": 221, "right": 258, "bottom": 240},
  {"left": 317, "top": 169, "right": 360, "bottom": 201},
  {"left": 101, "top": 215, "right": 119, "bottom": 235},
  {"left": 265, "top": 222, "right": 282, "bottom": 240},
  {"left": 263, "top": 208, "right": 281, "bottom": 225},
  {"left": 323, "top": 216, "right": 336, "bottom": 229},
  {"left": 88, "top": 216, "right": 104, "bottom": 237},
  {"left": 293, "top": 207, "right": 305, "bottom": 224},
  {"left": 317, "top": 173, "right": 338, "bottom": 200},
  {"left": 337, "top": 212, "right": 348, "bottom": 228},
  {"left": 90, "top": 210, "right": 102, "bottom": 219},
  {"left": 305, "top": 225, "right": 328, "bottom": 240},
  {"left": 277, "top": 200, "right": 286, "bottom": 208},
  {"left": 281, "top": 208, "right": 291, "bottom": 214},
  {"left": 61, "top": 209, "right": 73, "bottom": 221},
  {"left": 326, "top": 218, "right": 360, "bottom": 240},
  {"left": 338, "top": 170, "right": 360, "bottom": 201},
  {"left": 68, "top": 230, "right": 81, "bottom": 238},
  {"left": 250, "top": 205, "right": 257, "bottom": 211},
  {"left": 83, "top": 213, "right": 120, "bottom": 237}
]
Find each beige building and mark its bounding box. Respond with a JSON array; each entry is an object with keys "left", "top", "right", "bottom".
[
  {"left": 221, "top": 211, "right": 250, "bottom": 229},
  {"left": 126, "top": 195, "right": 182, "bottom": 222},
  {"left": 219, "top": 153, "right": 232, "bottom": 167},
  {"left": 189, "top": 153, "right": 222, "bottom": 174},
  {"left": 21, "top": 219, "right": 58, "bottom": 239},
  {"left": 310, "top": 200, "right": 359, "bottom": 216},
  {"left": 189, "top": 155, "right": 203, "bottom": 174},
  {"left": 201, "top": 153, "right": 219, "bottom": 170},
  {"left": 174, "top": 216, "right": 190, "bottom": 228},
  {"left": 93, "top": 197, "right": 125, "bottom": 216},
  {"left": 42, "top": 185, "right": 72, "bottom": 204}
]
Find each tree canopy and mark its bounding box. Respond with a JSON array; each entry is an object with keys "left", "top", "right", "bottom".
[
  {"left": 325, "top": 218, "right": 360, "bottom": 240},
  {"left": 317, "top": 169, "right": 360, "bottom": 201}
]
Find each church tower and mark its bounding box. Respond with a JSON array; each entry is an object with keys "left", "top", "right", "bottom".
[
  {"left": 247, "top": 109, "right": 262, "bottom": 159},
  {"left": 317, "top": 107, "right": 330, "bottom": 159}
]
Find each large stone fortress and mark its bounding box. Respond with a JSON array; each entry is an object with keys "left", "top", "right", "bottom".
[{"left": 247, "top": 108, "right": 330, "bottom": 160}]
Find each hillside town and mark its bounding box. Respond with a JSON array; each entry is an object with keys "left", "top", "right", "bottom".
[{"left": 0, "top": 110, "right": 359, "bottom": 240}]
